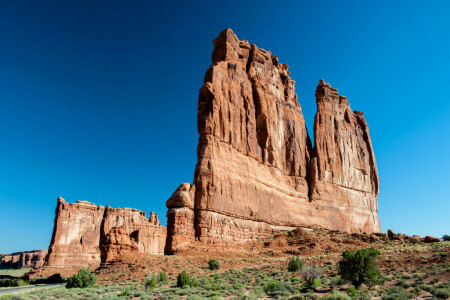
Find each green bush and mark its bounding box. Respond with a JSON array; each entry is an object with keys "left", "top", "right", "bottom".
[
  {"left": 337, "top": 248, "right": 381, "bottom": 288},
  {"left": 263, "top": 280, "right": 287, "bottom": 296},
  {"left": 208, "top": 258, "right": 220, "bottom": 271},
  {"left": 288, "top": 256, "right": 304, "bottom": 272},
  {"left": 381, "top": 286, "right": 413, "bottom": 300},
  {"left": 120, "top": 287, "right": 130, "bottom": 296},
  {"left": 0, "top": 278, "right": 29, "bottom": 287},
  {"left": 191, "top": 278, "right": 199, "bottom": 288},
  {"left": 158, "top": 271, "right": 169, "bottom": 283},
  {"left": 442, "top": 235, "right": 450, "bottom": 241},
  {"left": 177, "top": 270, "right": 191, "bottom": 288},
  {"left": 347, "top": 284, "right": 357, "bottom": 297},
  {"left": 433, "top": 288, "right": 450, "bottom": 299},
  {"left": 301, "top": 263, "right": 322, "bottom": 290},
  {"left": 66, "top": 269, "right": 97, "bottom": 288},
  {"left": 145, "top": 273, "right": 157, "bottom": 290},
  {"left": 322, "top": 292, "right": 351, "bottom": 300}
]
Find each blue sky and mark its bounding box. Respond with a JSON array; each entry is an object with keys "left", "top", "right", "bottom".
[{"left": 0, "top": 1, "right": 449, "bottom": 253}]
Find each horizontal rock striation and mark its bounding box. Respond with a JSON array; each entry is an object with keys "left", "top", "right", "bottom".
[
  {"left": 45, "top": 197, "right": 166, "bottom": 268},
  {"left": 165, "top": 29, "right": 380, "bottom": 253},
  {"left": 0, "top": 250, "right": 47, "bottom": 269}
]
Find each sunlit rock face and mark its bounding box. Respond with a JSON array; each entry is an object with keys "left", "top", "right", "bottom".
[
  {"left": 0, "top": 250, "right": 47, "bottom": 269},
  {"left": 165, "top": 29, "right": 380, "bottom": 253},
  {"left": 310, "top": 79, "right": 380, "bottom": 233},
  {"left": 45, "top": 197, "right": 166, "bottom": 268}
]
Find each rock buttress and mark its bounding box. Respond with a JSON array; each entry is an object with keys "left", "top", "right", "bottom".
[
  {"left": 45, "top": 197, "right": 166, "bottom": 268},
  {"left": 310, "top": 80, "right": 380, "bottom": 233}
]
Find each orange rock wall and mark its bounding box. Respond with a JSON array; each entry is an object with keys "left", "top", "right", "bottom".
[
  {"left": 165, "top": 29, "right": 380, "bottom": 253},
  {"left": 0, "top": 250, "right": 47, "bottom": 269},
  {"left": 46, "top": 197, "right": 166, "bottom": 268}
]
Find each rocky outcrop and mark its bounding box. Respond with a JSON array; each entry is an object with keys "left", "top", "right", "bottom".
[
  {"left": 165, "top": 29, "right": 381, "bottom": 253},
  {"left": 0, "top": 250, "right": 47, "bottom": 269},
  {"left": 45, "top": 197, "right": 166, "bottom": 268}
]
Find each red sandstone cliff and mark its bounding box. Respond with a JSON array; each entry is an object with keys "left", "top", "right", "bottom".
[
  {"left": 0, "top": 250, "right": 47, "bottom": 269},
  {"left": 45, "top": 197, "right": 166, "bottom": 268},
  {"left": 166, "top": 29, "right": 380, "bottom": 253}
]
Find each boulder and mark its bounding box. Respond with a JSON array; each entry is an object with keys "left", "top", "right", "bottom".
[{"left": 423, "top": 236, "right": 440, "bottom": 243}]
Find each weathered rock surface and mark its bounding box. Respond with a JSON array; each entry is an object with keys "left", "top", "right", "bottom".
[
  {"left": 45, "top": 197, "right": 166, "bottom": 268},
  {"left": 310, "top": 79, "right": 380, "bottom": 233},
  {"left": 165, "top": 29, "right": 381, "bottom": 253},
  {"left": 0, "top": 250, "right": 47, "bottom": 269},
  {"left": 423, "top": 236, "right": 440, "bottom": 243}
]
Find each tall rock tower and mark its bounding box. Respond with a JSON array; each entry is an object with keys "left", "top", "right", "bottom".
[{"left": 165, "top": 29, "right": 380, "bottom": 253}]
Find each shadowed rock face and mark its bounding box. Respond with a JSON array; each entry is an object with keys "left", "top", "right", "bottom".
[
  {"left": 45, "top": 197, "right": 166, "bottom": 268},
  {"left": 166, "top": 29, "right": 380, "bottom": 253},
  {"left": 0, "top": 250, "right": 47, "bottom": 269}
]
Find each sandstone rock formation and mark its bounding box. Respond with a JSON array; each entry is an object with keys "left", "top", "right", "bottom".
[
  {"left": 0, "top": 250, "right": 47, "bottom": 269},
  {"left": 310, "top": 79, "right": 380, "bottom": 233},
  {"left": 45, "top": 197, "right": 166, "bottom": 268},
  {"left": 423, "top": 236, "right": 440, "bottom": 243},
  {"left": 165, "top": 29, "right": 381, "bottom": 253}
]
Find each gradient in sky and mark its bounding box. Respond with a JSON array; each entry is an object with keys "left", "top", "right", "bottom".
[{"left": 1, "top": 1, "right": 449, "bottom": 253}]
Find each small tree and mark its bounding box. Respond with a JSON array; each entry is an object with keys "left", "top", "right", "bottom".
[
  {"left": 208, "top": 258, "right": 220, "bottom": 271},
  {"left": 288, "top": 256, "right": 304, "bottom": 272},
  {"left": 301, "top": 263, "right": 322, "bottom": 290},
  {"left": 177, "top": 270, "right": 191, "bottom": 288},
  {"left": 338, "top": 248, "right": 381, "bottom": 288},
  {"left": 66, "top": 269, "right": 97, "bottom": 288},
  {"left": 442, "top": 235, "right": 450, "bottom": 241}
]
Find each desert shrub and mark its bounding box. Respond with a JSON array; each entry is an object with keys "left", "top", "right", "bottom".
[
  {"left": 442, "top": 235, "right": 450, "bottom": 241},
  {"left": 0, "top": 278, "right": 29, "bottom": 287},
  {"left": 263, "top": 280, "right": 287, "bottom": 295},
  {"left": 347, "top": 284, "right": 357, "bottom": 297},
  {"left": 288, "top": 256, "right": 304, "bottom": 272},
  {"left": 322, "top": 292, "right": 351, "bottom": 300},
  {"left": 191, "top": 278, "right": 199, "bottom": 288},
  {"left": 301, "top": 263, "right": 322, "bottom": 290},
  {"left": 418, "top": 283, "right": 433, "bottom": 292},
  {"left": 177, "top": 270, "right": 191, "bottom": 288},
  {"left": 176, "top": 270, "right": 197, "bottom": 288},
  {"left": 208, "top": 258, "right": 220, "bottom": 271},
  {"left": 433, "top": 288, "right": 450, "bottom": 299},
  {"left": 337, "top": 248, "right": 380, "bottom": 288},
  {"left": 120, "top": 287, "right": 130, "bottom": 296},
  {"left": 381, "top": 286, "right": 413, "bottom": 300},
  {"left": 158, "top": 271, "right": 169, "bottom": 283},
  {"left": 66, "top": 269, "right": 97, "bottom": 288},
  {"left": 145, "top": 273, "right": 157, "bottom": 290}
]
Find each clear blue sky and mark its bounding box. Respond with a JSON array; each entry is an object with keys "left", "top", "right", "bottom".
[{"left": 1, "top": 1, "right": 449, "bottom": 253}]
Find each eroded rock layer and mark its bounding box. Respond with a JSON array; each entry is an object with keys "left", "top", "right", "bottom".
[
  {"left": 165, "top": 29, "right": 380, "bottom": 253},
  {"left": 46, "top": 197, "right": 166, "bottom": 268},
  {"left": 0, "top": 250, "right": 47, "bottom": 269}
]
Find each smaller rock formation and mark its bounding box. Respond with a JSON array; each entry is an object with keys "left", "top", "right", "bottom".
[
  {"left": 45, "top": 197, "right": 166, "bottom": 268},
  {"left": 165, "top": 183, "right": 196, "bottom": 254},
  {"left": 423, "top": 236, "right": 440, "bottom": 243},
  {"left": 0, "top": 250, "right": 47, "bottom": 269}
]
